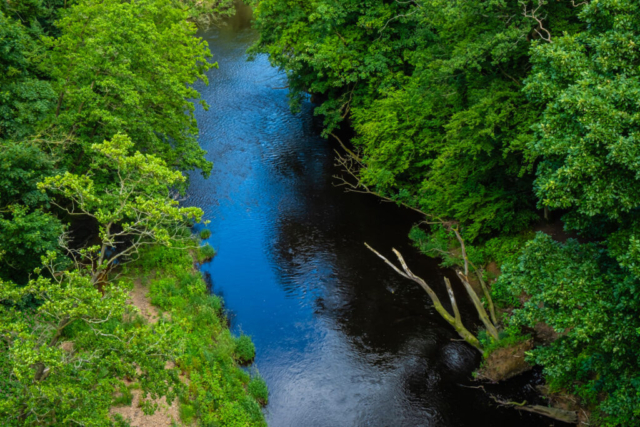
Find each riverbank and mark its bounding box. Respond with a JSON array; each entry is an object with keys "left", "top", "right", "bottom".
[{"left": 111, "top": 239, "right": 267, "bottom": 426}]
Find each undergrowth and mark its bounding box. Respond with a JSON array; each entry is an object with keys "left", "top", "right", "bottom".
[{"left": 120, "top": 237, "right": 267, "bottom": 426}]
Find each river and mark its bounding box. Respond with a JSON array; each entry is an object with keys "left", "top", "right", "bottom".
[{"left": 187, "top": 5, "right": 558, "bottom": 427}]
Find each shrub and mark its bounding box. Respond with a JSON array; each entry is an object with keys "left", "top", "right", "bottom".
[
  {"left": 198, "top": 244, "right": 216, "bottom": 262},
  {"left": 234, "top": 335, "right": 256, "bottom": 363},
  {"left": 248, "top": 376, "right": 268, "bottom": 405}
]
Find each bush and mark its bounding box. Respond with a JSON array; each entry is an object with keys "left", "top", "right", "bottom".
[
  {"left": 234, "top": 335, "right": 256, "bottom": 363},
  {"left": 112, "top": 383, "right": 134, "bottom": 407},
  {"left": 179, "top": 403, "right": 195, "bottom": 424},
  {"left": 199, "top": 229, "right": 212, "bottom": 239},
  {"left": 496, "top": 234, "right": 640, "bottom": 425},
  {"left": 248, "top": 376, "right": 268, "bottom": 405},
  {"left": 198, "top": 244, "right": 216, "bottom": 262}
]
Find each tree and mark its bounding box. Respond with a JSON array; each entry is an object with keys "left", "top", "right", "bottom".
[
  {"left": 0, "top": 141, "right": 62, "bottom": 284},
  {"left": 496, "top": 233, "right": 640, "bottom": 426},
  {"left": 45, "top": 0, "right": 215, "bottom": 177},
  {"left": 0, "top": 12, "right": 56, "bottom": 140},
  {"left": 39, "top": 133, "right": 205, "bottom": 285},
  {"left": 0, "top": 254, "right": 181, "bottom": 426},
  {"left": 525, "top": 0, "right": 640, "bottom": 267},
  {"left": 0, "top": 134, "right": 206, "bottom": 425}
]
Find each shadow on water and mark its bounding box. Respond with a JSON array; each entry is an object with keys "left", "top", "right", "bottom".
[{"left": 186, "top": 4, "right": 568, "bottom": 427}]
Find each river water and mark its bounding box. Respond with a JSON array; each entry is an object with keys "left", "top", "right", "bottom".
[{"left": 187, "top": 6, "right": 557, "bottom": 427}]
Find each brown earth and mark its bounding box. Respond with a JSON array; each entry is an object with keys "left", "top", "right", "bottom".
[
  {"left": 476, "top": 340, "right": 534, "bottom": 382},
  {"left": 110, "top": 279, "right": 182, "bottom": 427}
]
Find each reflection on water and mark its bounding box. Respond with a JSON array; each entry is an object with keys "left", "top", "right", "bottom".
[{"left": 187, "top": 5, "right": 561, "bottom": 427}]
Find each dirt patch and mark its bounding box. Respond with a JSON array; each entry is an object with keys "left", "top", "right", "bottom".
[
  {"left": 110, "top": 386, "right": 180, "bottom": 427},
  {"left": 533, "top": 321, "right": 559, "bottom": 345},
  {"left": 128, "top": 279, "right": 160, "bottom": 324},
  {"left": 110, "top": 280, "right": 181, "bottom": 427},
  {"left": 533, "top": 219, "right": 588, "bottom": 244},
  {"left": 476, "top": 340, "right": 533, "bottom": 382},
  {"left": 485, "top": 261, "right": 501, "bottom": 279}
]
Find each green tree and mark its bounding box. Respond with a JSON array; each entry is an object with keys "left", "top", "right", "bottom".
[
  {"left": 0, "top": 12, "right": 56, "bottom": 140},
  {"left": 0, "top": 141, "right": 62, "bottom": 284},
  {"left": 46, "top": 0, "right": 214, "bottom": 177},
  {"left": 525, "top": 0, "right": 640, "bottom": 263},
  {"left": 250, "top": 0, "right": 580, "bottom": 240},
  {"left": 0, "top": 255, "right": 181, "bottom": 426},
  {"left": 39, "top": 134, "right": 204, "bottom": 285},
  {"left": 497, "top": 233, "right": 640, "bottom": 425},
  {"left": 1, "top": 134, "right": 205, "bottom": 425}
]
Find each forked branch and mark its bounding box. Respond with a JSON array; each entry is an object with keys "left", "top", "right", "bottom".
[{"left": 365, "top": 243, "right": 482, "bottom": 351}]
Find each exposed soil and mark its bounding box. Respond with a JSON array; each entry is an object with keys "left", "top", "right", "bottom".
[
  {"left": 110, "top": 279, "right": 182, "bottom": 427},
  {"left": 476, "top": 340, "right": 534, "bottom": 382}
]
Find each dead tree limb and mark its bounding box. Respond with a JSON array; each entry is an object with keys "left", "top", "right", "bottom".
[
  {"left": 365, "top": 243, "right": 482, "bottom": 351},
  {"left": 476, "top": 269, "right": 498, "bottom": 325},
  {"left": 490, "top": 396, "right": 579, "bottom": 424}
]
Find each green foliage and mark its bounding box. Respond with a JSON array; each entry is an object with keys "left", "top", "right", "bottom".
[
  {"left": 234, "top": 335, "right": 256, "bottom": 364},
  {"left": 39, "top": 134, "right": 204, "bottom": 281},
  {"left": 179, "top": 402, "right": 196, "bottom": 424},
  {"left": 198, "top": 243, "right": 216, "bottom": 262},
  {"left": 0, "top": 141, "right": 56, "bottom": 207},
  {"left": 526, "top": 0, "right": 640, "bottom": 225},
  {"left": 199, "top": 228, "right": 212, "bottom": 239},
  {"left": 497, "top": 233, "right": 640, "bottom": 425},
  {"left": 0, "top": 205, "right": 63, "bottom": 284},
  {"left": 132, "top": 242, "right": 267, "bottom": 426},
  {"left": 0, "top": 254, "right": 180, "bottom": 426},
  {"left": 113, "top": 383, "right": 135, "bottom": 407},
  {"left": 0, "top": 0, "right": 247, "bottom": 425},
  {"left": 46, "top": 0, "right": 214, "bottom": 177},
  {"left": 248, "top": 375, "right": 268, "bottom": 405},
  {"left": 0, "top": 0, "right": 66, "bottom": 36},
  {"left": 249, "top": 0, "right": 583, "bottom": 240},
  {"left": 0, "top": 141, "right": 63, "bottom": 283},
  {"left": 0, "top": 12, "right": 55, "bottom": 140}
]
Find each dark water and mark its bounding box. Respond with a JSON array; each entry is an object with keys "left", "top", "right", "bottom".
[{"left": 188, "top": 6, "right": 561, "bottom": 427}]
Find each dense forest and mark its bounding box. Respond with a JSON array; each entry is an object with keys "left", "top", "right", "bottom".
[
  {"left": 0, "top": 0, "right": 267, "bottom": 425},
  {"left": 248, "top": 0, "right": 640, "bottom": 425}
]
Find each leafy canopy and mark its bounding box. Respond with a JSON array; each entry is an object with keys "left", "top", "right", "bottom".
[{"left": 46, "top": 0, "right": 215, "bottom": 176}]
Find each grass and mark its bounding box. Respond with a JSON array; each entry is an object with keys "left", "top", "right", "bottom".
[{"left": 120, "top": 235, "right": 267, "bottom": 426}]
